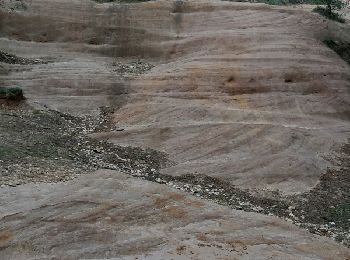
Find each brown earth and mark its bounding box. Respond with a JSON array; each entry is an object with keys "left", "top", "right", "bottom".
[{"left": 0, "top": 0, "right": 350, "bottom": 258}]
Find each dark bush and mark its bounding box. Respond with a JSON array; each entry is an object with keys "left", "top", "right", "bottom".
[
  {"left": 324, "top": 39, "right": 350, "bottom": 64},
  {"left": 0, "top": 87, "right": 25, "bottom": 101},
  {"left": 313, "top": 6, "right": 345, "bottom": 23}
]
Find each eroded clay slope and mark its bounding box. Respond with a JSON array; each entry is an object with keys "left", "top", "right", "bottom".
[
  {"left": 102, "top": 0, "right": 350, "bottom": 194},
  {"left": 1, "top": 0, "right": 350, "bottom": 258},
  {"left": 1, "top": 0, "right": 350, "bottom": 194}
]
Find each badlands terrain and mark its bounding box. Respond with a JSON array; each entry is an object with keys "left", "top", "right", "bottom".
[{"left": 0, "top": 0, "right": 350, "bottom": 259}]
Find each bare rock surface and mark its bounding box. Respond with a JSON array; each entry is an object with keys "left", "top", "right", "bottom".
[
  {"left": 1, "top": 0, "right": 350, "bottom": 258},
  {"left": 0, "top": 170, "right": 349, "bottom": 259}
]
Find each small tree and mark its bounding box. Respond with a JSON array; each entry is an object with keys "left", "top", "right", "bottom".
[
  {"left": 322, "top": 0, "right": 346, "bottom": 15},
  {"left": 0, "top": 87, "right": 25, "bottom": 101}
]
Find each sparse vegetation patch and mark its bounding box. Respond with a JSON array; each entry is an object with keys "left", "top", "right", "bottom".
[
  {"left": 112, "top": 60, "right": 154, "bottom": 75},
  {"left": 0, "top": 50, "right": 46, "bottom": 65}
]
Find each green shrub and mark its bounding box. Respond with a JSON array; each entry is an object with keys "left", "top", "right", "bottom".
[
  {"left": 224, "top": 0, "right": 325, "bottom": 5},
  {"left": 174, "top": 0, "right": 184, "bottom": 12},
  {"left": 0, "top": 87, "right": 25, "bottom": 101},
  {"left": 324, "top": 39, "right": 350, "bottom": 64},
  {"left": 328, "top": 204, "right": 350, "bottom": 224},
  {"left": 313, "top": 6, "right": 345, "bottom": 23}
]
